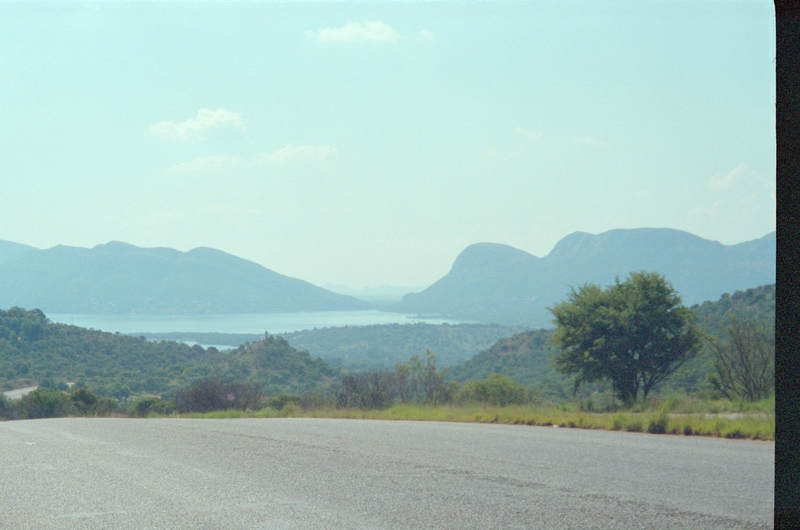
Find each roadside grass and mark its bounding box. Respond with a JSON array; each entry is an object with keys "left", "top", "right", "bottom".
[{"left": 160, "top": 401, "right": 774, "bottom": 441}]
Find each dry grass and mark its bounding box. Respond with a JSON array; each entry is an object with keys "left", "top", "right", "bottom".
[{"left": 167, "top": 402, "right": 774, "bottom": 441}]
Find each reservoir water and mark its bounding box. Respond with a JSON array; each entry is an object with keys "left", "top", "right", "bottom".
[{"left": 47, "top": 311, "right": 466, "bottom": 335}]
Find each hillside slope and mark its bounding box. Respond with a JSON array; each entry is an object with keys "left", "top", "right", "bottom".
[
  {"left": 279, "top": 323, "right": 528, "bottom": 370},
  {"left": 447, "top": 284, "right": 776, "bottom": 398},
  {"left": 395, "top": 229, "right": 775, "bottom": 327},
  {"left": 0, "top": 307, "right": 341, "bottom": 398},
  {"left": 0, "top": 242, "right": 369, "bottom": 314},
  {"left": 0, "top": 240, "right": 36, "bottom": 265}
]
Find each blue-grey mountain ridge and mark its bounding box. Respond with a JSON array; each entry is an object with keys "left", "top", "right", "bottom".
[
  {"left": 0, "top": 241, "right": 369, "bottom": 314},
  {"left": 393, "top": 228, "right": 774, "bottom": 327},
  {"left": 0, "top": 228, "right": 774, "bottom": 325}
]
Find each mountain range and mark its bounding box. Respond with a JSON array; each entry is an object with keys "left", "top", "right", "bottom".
[
  {"left": 393, "top": 228, "right": 775, "bottom": 327},
  {"left": 0, "top": 242, "right": 368, "bottom": 314},
  {"left": 0, "top": 228, "right": 774, "bottom": 323}
]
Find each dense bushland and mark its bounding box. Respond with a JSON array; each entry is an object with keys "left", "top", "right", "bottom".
[
  {"left": 279, "top": 323, "right": 528, "bottom": 370},
  {"left": 448, "top": 284, "right": 775, "bottom": 402},
  {"left": 0, "top": 282, "right": 775, "bottom": 443},
  {"left": 0, "top": 386, "right": 117, "bottom": 420},
  {"left": 0, "top": 308, "right": 340, "bottom": 399},
  {"left": 174, "top": 379, "right": 264, "bottom": 413}
]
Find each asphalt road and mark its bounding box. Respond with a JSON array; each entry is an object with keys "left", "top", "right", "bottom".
[
  {"left": 0, "top": 418, "right": 773, "bottom": 529},
  {"left": 1, "top": 386, "right": 38, "bottom": 401}
]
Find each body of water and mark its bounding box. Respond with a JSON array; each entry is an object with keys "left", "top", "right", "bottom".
[{"left": 47, "top": 311, "right": 467, "bottom": 335}]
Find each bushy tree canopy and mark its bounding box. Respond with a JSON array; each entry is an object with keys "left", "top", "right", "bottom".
[{"left": 549, "top": 271, "right": 700, "bottom": 404}]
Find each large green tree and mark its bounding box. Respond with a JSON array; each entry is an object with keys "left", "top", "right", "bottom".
[{"left": 549, "top": 271, "right": 700, "bottom": 404}]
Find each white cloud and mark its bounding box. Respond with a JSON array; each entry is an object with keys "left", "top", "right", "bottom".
[
  {"left": 315, "top": 22, "right": 399, "bottom": 43},
  {"left": 709, "top": 163, "right": 749, "bottom": 191},
  {"left": 418, "top": 30, "right": 435, "bottom": 41},
  {"left": 149, "top": 109, "right": 245, "bottom": 140},
  {"left": 256, "top": 145, "right": 338, "bottom": 163},
  {"left": 514, "top": 126, "right": 542, "bottom": 141}
]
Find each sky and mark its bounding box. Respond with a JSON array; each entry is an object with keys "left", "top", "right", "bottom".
[{"left": 0, "top": 0, "right": 776, "bottom": 290}]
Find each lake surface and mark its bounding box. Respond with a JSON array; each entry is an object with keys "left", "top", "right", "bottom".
[{"left": 47, "top": 311, "right": 467, "bottom": 335}]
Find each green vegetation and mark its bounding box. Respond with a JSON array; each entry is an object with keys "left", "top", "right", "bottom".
[
  {"left": 691, "top": 283, "right": 775, "bottom": 338},
  {"left": 279, "top": 322, "right": 528, "bottom": 370},
  {"left": 446, "top": 328, "right": 575, "bottom": 400},
  {"left": 336, "top": 350, "right": 456, "bottom": 409},
  {"left": 174, "top": 379, "right": 264, "bottom": 413},
  {"left": 550, "top": 271, "right": 701, "bottom": 404},
  {"left": 448, "top": 283, "right": 775, "bottom": 402},
  {"left": 457, "top": 374, "right": 532, "bottom": 406},
  {"left": 215, "top": 336, "right": 341, "bottom": 396},
  {"left": 0, "top": 280, "right": 775, "bottom": 444},
  {"left": 0, "top": 307, "right": 340, "bottom": 399},
  {"left": 158, "top": 401, "right": 774, "bottom": 441},
  {"left": 704, "top": 317, "right": 774, "bottom": 401},
  {"left": 1, "top": 386, "right": 117, "bottom": 420}
]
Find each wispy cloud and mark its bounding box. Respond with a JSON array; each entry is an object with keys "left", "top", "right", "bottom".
[
  {"left": 418, "top": 30, "right": 435, "bottom": 42},
  {"left": 167, "top": 145, "right": 337, "bottom": 173},
  {"left": 514, "top": 126, "right": 542, "bottom": 141},
  {"left": 149, "top": 109, "right": 244, "bottom": 140},
  {"left": 709, "top": 163, "right": 749, "bottom": 191},
  {"left": 313, "top": 21, "right": 399, "bottom": 43}
]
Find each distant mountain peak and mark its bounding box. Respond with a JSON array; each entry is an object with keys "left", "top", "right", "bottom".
[
  {"left": 395, "top": 228, "right": 776, "bottom": 327},
  {"left": 451, "top": 242, "right": 537, "bottom": 272}
]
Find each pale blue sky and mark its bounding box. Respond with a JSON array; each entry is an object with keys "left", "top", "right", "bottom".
[{"left": 0, "top": 0, "right": 776, "bottom": 289}]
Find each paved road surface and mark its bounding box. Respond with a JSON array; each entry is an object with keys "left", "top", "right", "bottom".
[
  {"left": 0, "top": 418, "right": 773, "bottom": 529},
  {"left": 1, "top": 386, "right": 38, "bottom": 401}
]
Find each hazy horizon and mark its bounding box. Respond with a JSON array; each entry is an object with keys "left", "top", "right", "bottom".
[
  {"left": 1, "top": 227, "right": 775, "bottom": 292},
  {"left": 1, "top": 0, "right": 776, "bottom": 289}
]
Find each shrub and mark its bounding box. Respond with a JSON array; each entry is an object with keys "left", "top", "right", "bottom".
[
  {"left": 457, "top": 374, "right": 532, "bottom": 406},
  {"left": 269, "top": 394, "right": 301, "bottom": 410},
  {"left": 337, "top": 371, "right": 395, "bottom": 410},
  {"left": 18, "top": 388, "right": 72, "bottom": 419},
  {"left": 69, "top": 388, "right": 98, "bottom": 415},
  {"left": 723, "top": 427, "right": 746, "bottom": 439},
  {"left": 131, "top": 396, "right": 176, "bottom": 417},
  {"left": 279, "top": 402, "right": 301, "bottom": 417},
  {"left": 625, "top": 419, "right": 643, "bottom": 432},
  {"left": 646, "top": 410, "right": 670, "bottom": 434},
  {"left": 175, "top": 379, "right": 264, "bottom": 413},
  {"left": 299, "top": 390, "right": 335, "bottom": 410},
  {"left": 0, "top": 393, "right": 17, "bottom": 420}
]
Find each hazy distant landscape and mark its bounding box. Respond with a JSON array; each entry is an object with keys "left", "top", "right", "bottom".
[
  {"left": 0, "top": 227, "right": 775, "bottom": 403},
  {"left": 0, "top": 227, "right": 774, "bottom": 327},
  {"left": 0, "top": 1, "right": 776, "bottom": 527}
]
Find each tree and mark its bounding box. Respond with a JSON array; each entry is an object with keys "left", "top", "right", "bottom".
[
  {"left": 18, "top": 388, "right": 72, "bottom": 419},
  {"left": 704, "top": 316, "right": 774, "bottom": 401},
  {"left": 549, "top": 271, "right": 700, "bottom": 404},
  {"left": 394, "top": 350, "right": 455, "bottom": 405},
  {"left": 69, "top": 387, "right": 98, "bottom": 415},
  {"left": 175, "top": 379, "right": 264, "bottom": 413},
  {"left": 336, "top": 370, "right": 396, "bottom": 410}
]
